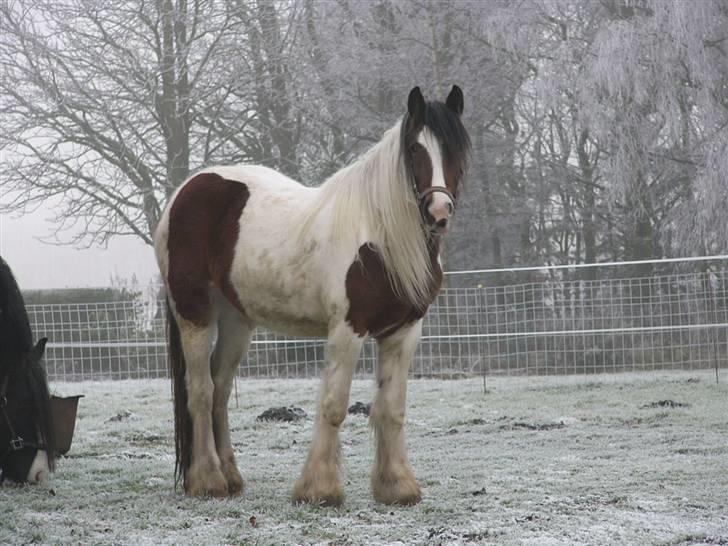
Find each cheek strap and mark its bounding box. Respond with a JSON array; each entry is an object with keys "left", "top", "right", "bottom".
[{"left": 0, "top": 375, "right": 48, "bottom": 475}]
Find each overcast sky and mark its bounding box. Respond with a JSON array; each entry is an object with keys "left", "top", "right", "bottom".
[{"left": 0, "top": 207, "right": 159, "bottom": 290}]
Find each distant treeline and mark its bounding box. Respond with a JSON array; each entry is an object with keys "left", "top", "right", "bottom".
[{"left": 23, "top": 287, "right": 149, "bottom": 306}]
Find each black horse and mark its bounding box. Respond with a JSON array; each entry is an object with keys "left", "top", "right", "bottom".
[{"left": 0, "top": 255, "right": 55, "bottom": 483}]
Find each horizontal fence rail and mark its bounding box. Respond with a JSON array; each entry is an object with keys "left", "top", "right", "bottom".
[{"left": 26, "top": 262, "right": 728, "bottom": 382}]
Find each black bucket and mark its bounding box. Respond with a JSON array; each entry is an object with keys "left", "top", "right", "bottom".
[{"left": 50, "top": 395, "right": 83, "bottom": 455}]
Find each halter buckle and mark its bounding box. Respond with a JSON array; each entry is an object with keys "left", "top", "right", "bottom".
[
  {"left": 0, "top": 396, "right": 6, "bottom": 409},
  {"left": 10, "top": 436, "right": 24, "bottom": 451}
]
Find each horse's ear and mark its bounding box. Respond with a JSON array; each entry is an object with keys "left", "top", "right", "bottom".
[
  {"left": 407, "top": 86, "right": 426, "bottom": 127},
  {"left": 30, "top": 337, "right": 48, "bottom": 361},
  {"left": 446, "top": 85, "right": 464, "bottom": 116}
]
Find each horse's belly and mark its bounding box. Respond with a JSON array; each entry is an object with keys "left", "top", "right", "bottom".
[
  {"left": 244, "top": 303, "right": 329, "bottom": 338},
  {"left": 232, "top": 263, "right": 331, "bottom": 338}
]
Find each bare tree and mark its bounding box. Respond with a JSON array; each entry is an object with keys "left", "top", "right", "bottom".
[{"left": 0, "top": 0, "right": 247, "bottom": 245}]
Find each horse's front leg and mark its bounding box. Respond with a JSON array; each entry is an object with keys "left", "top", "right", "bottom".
[
  {"left": 370, "top": 321, "right": 422, "bottom": 505},
  {"left": 293, "top": 322, "right": 363, "bottom": 506}
]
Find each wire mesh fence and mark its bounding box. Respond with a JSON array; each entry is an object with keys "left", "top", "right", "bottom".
[{"left": 27, "top": 262, "right": 728, "bottom": 382}]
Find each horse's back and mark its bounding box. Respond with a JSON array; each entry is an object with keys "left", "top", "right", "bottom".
[
  {"left": 204, "top": 164, "right": 306, "bottom": 192},
  {"left": 155, "top": 165, "right": 333, "bottom": 336},
  {"left": 156, "top": 164, "right": 315, "bottom": 269},
  {"left": 0, "top": 256, "right": 34, "bottom": 361}
]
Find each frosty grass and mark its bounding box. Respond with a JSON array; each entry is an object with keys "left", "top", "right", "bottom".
[{"left": 1, "top": 370, "right": 726, "bottom": 545}]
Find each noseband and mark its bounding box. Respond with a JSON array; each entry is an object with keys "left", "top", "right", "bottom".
[
  {"left": 410, "top": 179, "right": 457, "bottom": 220},
  {"left": 0, "top": 373, "right": 48, "bottom": 473},
  {"left": 416, "top": 186, "right": 456, "bottom": 207}
]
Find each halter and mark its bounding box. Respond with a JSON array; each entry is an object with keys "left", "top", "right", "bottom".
[
  {"left": 411, "top": 179, "right": 457, "bottom": 223},
  {"left": 0, "top": 373, "right": 48, "bottom": 475}
]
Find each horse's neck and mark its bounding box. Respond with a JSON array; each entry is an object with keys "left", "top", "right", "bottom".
[
  {"left": 302, "top": 123, "right": 435, "bottom": 308},
  {"left": 318, "top": 127, "right": 413, "bottom": 240}
]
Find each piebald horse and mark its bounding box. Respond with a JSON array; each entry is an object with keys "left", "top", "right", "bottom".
[{"left": 154, "top": 86, "right": 470, "bottom": 505}]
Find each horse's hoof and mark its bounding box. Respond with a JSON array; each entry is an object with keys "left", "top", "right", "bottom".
[
  {"left": 376, "top": 490, "right": 422, "bottom": 506},
  {"left": 185, "top": 467, "right": 229, "bottom": 498},
  {"left": 292, "top": 482, "right": 344, "bottom": 507},
  {"left": 186, "top": 483, "right": 229, "bottom": 498},
  {"left": 292, "top": 491, "right": 344, "bottom": 507},
  {"left": 221, "top": 462, "right": 245, "bottom": 496},
  {"left": 226, "top": 474, "right": 245, "bottom": 497},
  {"left": 186, "top": 482, "right": 229, "bottom": 498},
  {"left": 372, "top": 475, "right": 422, "bottom": 506}
]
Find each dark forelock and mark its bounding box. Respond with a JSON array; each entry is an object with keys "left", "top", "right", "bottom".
[{"left": 423, "top": 101, "right": 471, "bottom": 171}]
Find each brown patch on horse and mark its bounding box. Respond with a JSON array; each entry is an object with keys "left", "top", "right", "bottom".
[
  {"left": 345, "top": 241, "right": 442, "bottom": 339},
  {"left": 408, "top": 142, "right": 433, "bottom": 195},
  {"left": 167, "top": 173, "right": 249, "bottom": 324}
]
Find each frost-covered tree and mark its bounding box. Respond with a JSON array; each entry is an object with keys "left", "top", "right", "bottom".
[
  {"left": 2, "top": 0, "right": 726, "bottom": 268},
  {"left": 480, "top": 0, "right": 728, "bottom": 271},
  {"left": 547, "top": 0, "right": 728, "bottom": 261}
]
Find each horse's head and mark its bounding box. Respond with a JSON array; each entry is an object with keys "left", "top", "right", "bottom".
[
  {"left": 0, "top": 258, "right": 55, "bottom": 484},
  {"left": 0, "top": 338, "right": 56, "bottom": 484},
  {"left": 402, "top": 85, "right": 471, "bottom": 236}
]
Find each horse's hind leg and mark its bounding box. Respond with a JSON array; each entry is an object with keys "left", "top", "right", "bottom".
[
  {"left": 370, "top": 321, "right": 422, "bottom": 505},
  {"left": 210, "top": 294, "right": 253, "bottom": 496},
  {"left": 177, "top": 314, "right": 228, "bottom": 497}
]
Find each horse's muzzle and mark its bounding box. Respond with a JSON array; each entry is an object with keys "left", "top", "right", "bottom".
[
  {"left": 419, "top": 186, "right": 455, "bottom": 234},
  {"left": 26, "top": 449, "right": 49, "bottom": 483}
]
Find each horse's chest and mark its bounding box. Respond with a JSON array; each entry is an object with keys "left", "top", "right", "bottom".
[{"left": 345, "top": 244, "right": 441, "bottom": 339}]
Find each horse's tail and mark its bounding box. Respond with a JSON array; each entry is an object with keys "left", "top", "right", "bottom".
[{"left": 167, "top": 300, "right": 191, "bottom": 491}]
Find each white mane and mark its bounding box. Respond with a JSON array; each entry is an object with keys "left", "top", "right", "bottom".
[{"left": 302, "top": 121, "right": 434, "bottom": 308}]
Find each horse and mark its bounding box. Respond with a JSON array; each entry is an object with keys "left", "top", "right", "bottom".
[
  {"left": 154, "top": 85, "right": 470, "bottom": 506},
  {"left": 0, "top": 255, "right": 55, "bottom": 484}
]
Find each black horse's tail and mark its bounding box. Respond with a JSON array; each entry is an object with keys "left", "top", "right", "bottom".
[{"left": 167, "top": 300, "right": 191, "bottom": 491}]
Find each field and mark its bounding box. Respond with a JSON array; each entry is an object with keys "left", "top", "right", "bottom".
[{"left": 1, "top": 371, "right": 727, "bottom": 545}]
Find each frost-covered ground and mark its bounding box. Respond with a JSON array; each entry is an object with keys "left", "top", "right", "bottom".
[{"left": 2, "top": 371, "right": 727, "bottom": 546}]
